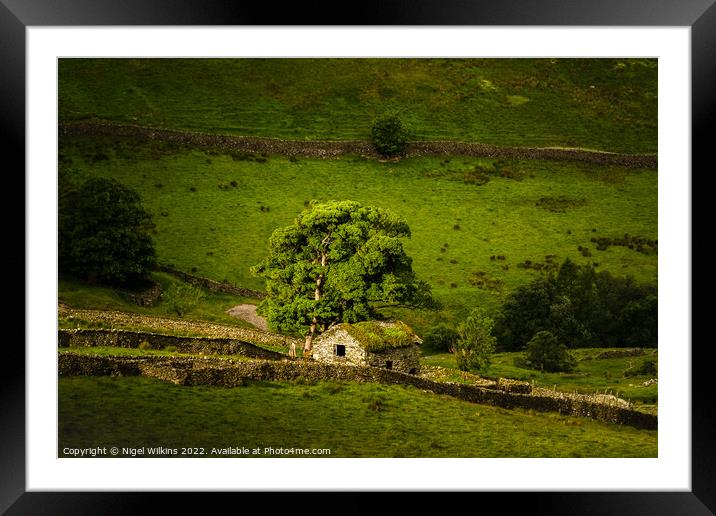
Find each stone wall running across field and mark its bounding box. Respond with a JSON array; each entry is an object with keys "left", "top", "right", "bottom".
[
  {"left": 58, "top": 353, "right": 657, "bottom": 430},
  {"left": 157, "top": 265, "right": 266, "bottom": 299},
  {"left": 58, "top": 329, "right": 285, "bottom": 360},
  {"left": 58, "top": 306, "right": 302, "bottom": 349},
  {"left": 60, "top": 122, "right": 658, "bottom": 169}
]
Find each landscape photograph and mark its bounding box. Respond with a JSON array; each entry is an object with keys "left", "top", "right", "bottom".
[{"left": 57, "top": 57, "right": 659, "bottom": 458}]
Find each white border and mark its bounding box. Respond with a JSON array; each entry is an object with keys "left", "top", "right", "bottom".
[{"left": 27, "top": 27, "right": 691, "bottom": 491}]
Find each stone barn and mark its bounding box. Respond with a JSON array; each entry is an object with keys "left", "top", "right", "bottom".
[{"left": 313, "top": 320, "right": 422, "bottom": 374}]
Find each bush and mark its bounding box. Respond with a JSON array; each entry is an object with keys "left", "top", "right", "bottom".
[
  {"left": 422, "top": 324, "right": 459, "bottom": 353},
  {"left": 162, "top": 283, "right": 206, "bottom": 317},
  {"left": 524, "top": 331, "right": 576, "bottom": 372},
  {"left": 455, "top": 308, "right": 496, "bottom": 373},
  {"left": 58, "top": 177, "right": 156, "bottom": 288},
  {"left": 370, "top": 113, "right": 408, "bottom": 156},
  {"left": 624, "top": 358, "right": 657, "bottom": 377}
]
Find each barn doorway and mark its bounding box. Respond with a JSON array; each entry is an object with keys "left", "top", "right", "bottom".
[
  {"left": 336, "top": 344, "right": 346, "bottom": 357},
  {"left": 385, "top": 360, "right": 393, "bottom": 370}
]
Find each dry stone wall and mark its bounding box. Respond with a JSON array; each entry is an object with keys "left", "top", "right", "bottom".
[
  {"left": 58, "top": 329, "right": 285, "bottom": 360},
  {"left": 157, "top": 265, "right": 266, "bottom": 299},
  {"left": 58, "top": 306, "right": 302, "bottom": 349},
  {"left": 118, "top": 282, "right": 163, "bottom": 307},
  {"left": 58, "top": 353, "right": 657, "bottom": 430},
  {"left": 60, "top": 122, "right": 657, "bottom": 169}
]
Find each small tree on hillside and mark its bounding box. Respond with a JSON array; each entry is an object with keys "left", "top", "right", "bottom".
[
  {"left": 59, "top": 177, "right": 157, "bottom": 288},
  {"left": 251, "top": 200, "right": 432, "bottom": 355},
  {"left": 455, "top": 308, "right": 496, "bottom": 373},
  {"left": 524, "top": 331, "right": 577, "bottom": 372},
  {"left": 371, "top": 113, "right": 409, "bottom": 157}
]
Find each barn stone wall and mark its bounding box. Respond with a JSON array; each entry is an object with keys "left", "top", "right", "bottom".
[
  {"left": 312, "top": 329, "right": 367, "bottom": 367},
  {"left": 366, "top": 345, "right": 420, "bottom": 374}
]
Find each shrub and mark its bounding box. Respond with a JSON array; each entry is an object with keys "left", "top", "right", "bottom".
[
  {"left": 162, "top": 283, "right": 206, "bottom": 317},
  {"left": 422, "top": 324, "right": 460, "bottom": 353},
  {"left": 164, "top": 345, "right": 177, "bottom": 353},
  {"left": 638, "top": 358, "right": 658, "bottom": 375},
  {"left": 138, "top": 341, "right": 152, "bottom": 350},
  {"left": 624, "top": 358, "right": 657, "bottom": 377},
  {"left": 370, "top": 113, "right": 409, "bottom": 156},
  {"left": 524, "top": 331, "right": 576, "bottom": 372},
  {"left": 455, "top": 308, "right": 496, "bottom": 373}
]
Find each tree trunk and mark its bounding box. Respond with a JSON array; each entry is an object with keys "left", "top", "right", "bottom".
[{"left": 303, "top": 250, "right": 327, "bottom": 356}]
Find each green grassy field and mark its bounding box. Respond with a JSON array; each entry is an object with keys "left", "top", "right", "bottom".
[
  {"left": 60, "top": 347, "right": 259, "bottom": 361},
  {"left": 59, "top": 58, "right": 657, "bottom": 153},
  {"left": 59, "top": 135, "right": 657, "bottom": 331},
  {"left": 422, "top": 348, "right": 658, "bottom": 407},
  {"left": 58, "top": 376, "right": 657, "bottom": 457}
]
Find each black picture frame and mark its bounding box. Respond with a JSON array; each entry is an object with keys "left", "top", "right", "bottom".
[{"left": 5, "top": 0, "right": 713, "bottom": 513}]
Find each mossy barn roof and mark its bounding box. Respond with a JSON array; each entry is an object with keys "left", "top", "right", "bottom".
[{"left": 327, "top": 321, "right": 422, "bottom": 353}]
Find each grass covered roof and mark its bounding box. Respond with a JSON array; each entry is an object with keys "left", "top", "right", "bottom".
[{"left": 339, "top": 321, "right": 421, "bottom": 353}]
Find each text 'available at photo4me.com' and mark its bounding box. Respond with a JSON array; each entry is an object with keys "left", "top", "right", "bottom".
[{"left": 61, "top": 445, "right": 333, "bottom": 457}]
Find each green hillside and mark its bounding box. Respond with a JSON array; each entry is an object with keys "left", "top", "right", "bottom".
[
  {"left": 59, "top": 134, "right": 657, "bottom": 329},
  {"left": 59, "top": 58, "right": 657, "bottom": 153}
]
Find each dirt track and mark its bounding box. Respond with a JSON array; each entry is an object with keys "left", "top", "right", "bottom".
[{"left": 226, "top": 304, "right": 269, "bottom": 331}]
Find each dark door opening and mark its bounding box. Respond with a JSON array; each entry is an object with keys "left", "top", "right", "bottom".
[
  {"left": 336, "top": 344, "right": 346, "bottom": 357},
  {"left": 385, "top": 360, "right": 393, "bottom": 370}
]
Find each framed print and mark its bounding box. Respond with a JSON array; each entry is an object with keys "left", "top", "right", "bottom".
[{"left": 5, "top": 0, "right": 713, "bottom": 513}]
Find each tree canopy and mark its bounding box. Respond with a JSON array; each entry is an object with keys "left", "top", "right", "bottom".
[
  {"left": 251, "top": 200, "right": 432, "bottom": 354},
  {"left": 494, "top": 258, "right": 657, "bottom": 350},
  {"left": 455, "top": 308, "right": 496, "bottom": 373},
  {"left": 370, "top": 112, "right": 409, "bottom": 156},
  {"left": 59, "top": 177, "right": 157, "bottom": 288}
]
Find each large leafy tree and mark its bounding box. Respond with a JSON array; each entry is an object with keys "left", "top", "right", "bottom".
[
  {"left": 59, "top": 177, "right": 157, "bottom": 288},
  {"left": 252, "top": 200, "right": 431, "bottom": 355}
]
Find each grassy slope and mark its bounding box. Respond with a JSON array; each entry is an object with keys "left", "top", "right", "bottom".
[
  {"left": 59, "top": 272, "right": 256, "bottom": 328},
  {"left": 59, "top": 58, "right": 657, "bottom": 153},
  {"left": 59, "top": 376, "right": 656, "bottom": 457},
  {"left": 59, "top": 136, "right": 657, "bottom": 330},
  {"left": 422, "top": 348, "right": 658, "bottom": 406}
]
